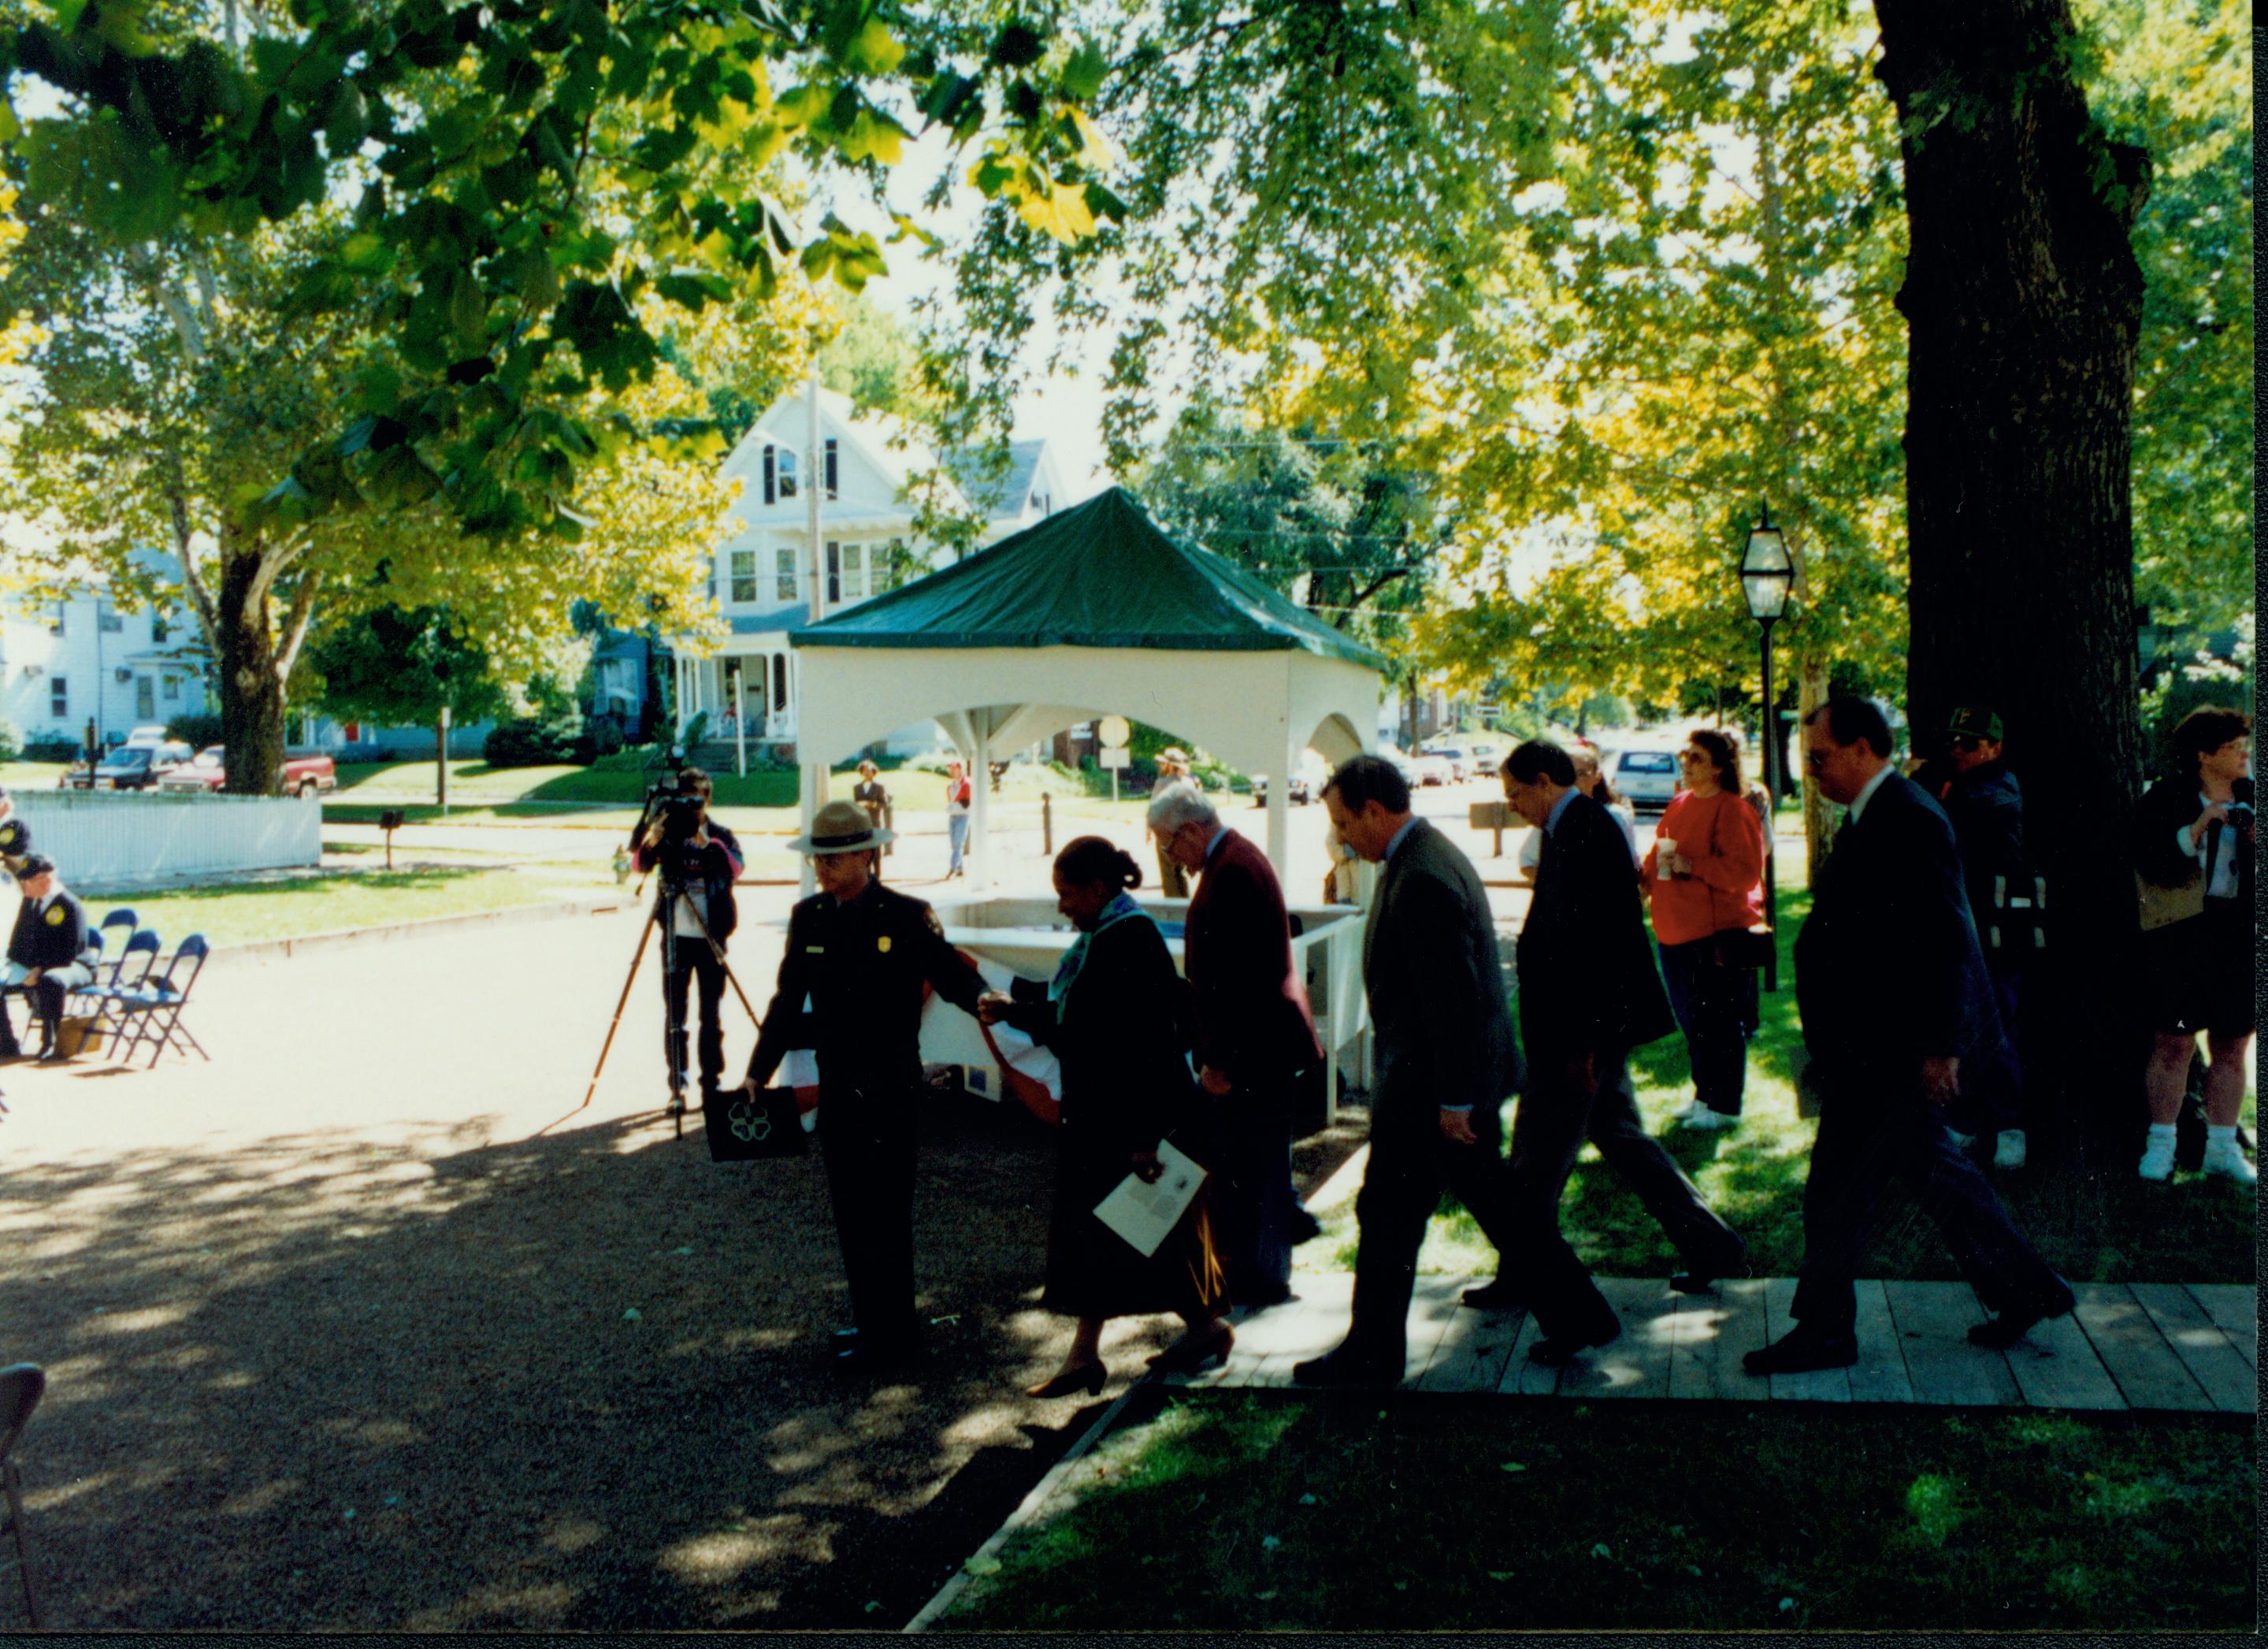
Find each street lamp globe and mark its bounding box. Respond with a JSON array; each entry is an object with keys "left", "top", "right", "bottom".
[{"left": 1741, "top": 507, "right": 1794, "bottom": 622}]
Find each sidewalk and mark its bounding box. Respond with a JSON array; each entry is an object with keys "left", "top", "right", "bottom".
[{"left": 1167, "top": 1274, "right": 2256, "bottom": 1412}]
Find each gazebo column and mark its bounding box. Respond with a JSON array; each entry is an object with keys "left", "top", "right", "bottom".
[
  {"left": 1264, "top": 728, "right": 1295, "bottom": 882},
  {"left": 971, "top": 719, "right": 993, "bottom": 889}
]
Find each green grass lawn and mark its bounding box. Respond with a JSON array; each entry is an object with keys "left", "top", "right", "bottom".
[
  {"left": 940, "top": 1393, "right": 2253, "bottom": 1631},
  {"left": 76, "top": 862, "right": 616, "bottom": 948}
]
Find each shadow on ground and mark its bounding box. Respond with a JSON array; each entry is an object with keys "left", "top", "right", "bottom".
[{"left": 0, "top": 1090, "right": 1175, "bottom": 1629}]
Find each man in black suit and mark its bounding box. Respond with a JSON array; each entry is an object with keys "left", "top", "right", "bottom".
[
  {"left": 1293, "top": 755, "right": 1525, "bottom": 1387},
  {"left": 2, "top": 855, "right": 93, "bottom": 1061},
  {"left": 1747, "top": 698, "right": 2073, "bottom": 1375},
  {"left": 1484, "top": 741, "right": 1746, "bottom": 1364}
]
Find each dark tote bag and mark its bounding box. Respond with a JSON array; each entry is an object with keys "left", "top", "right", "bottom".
[{"left": 703, "top": 1085, "right": 808, "bottom": 1161}]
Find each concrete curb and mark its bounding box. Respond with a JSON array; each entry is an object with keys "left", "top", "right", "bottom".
[
  {"left": 902, "top": 1381, "right": 1147, "bottom": 1633},
  {"left": 208, "top": 893, "right": 630, "bottom": 964}
]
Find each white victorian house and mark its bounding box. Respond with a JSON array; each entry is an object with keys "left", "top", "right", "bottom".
[
  {"left": 675, "top": 386, "right": 1067, "bottom": 755},
  {"left": 1, "top": 581, "right": 210, "bottom": 753}
]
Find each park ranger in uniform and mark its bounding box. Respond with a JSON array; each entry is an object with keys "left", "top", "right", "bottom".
[{"left": 739, "top": 799, "right": 991, "bottom": 1373}]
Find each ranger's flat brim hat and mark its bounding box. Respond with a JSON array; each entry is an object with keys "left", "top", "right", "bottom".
[{"left": 789, "top": 798, "right": 893, "bottom": 856}]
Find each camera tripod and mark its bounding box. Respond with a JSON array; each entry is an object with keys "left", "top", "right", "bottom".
[{"left": 548, "top": 861, "right": 763, "bottom": 1139}]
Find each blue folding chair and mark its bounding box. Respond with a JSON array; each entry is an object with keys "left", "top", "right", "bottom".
[
  {"left": 106, "top": 935, "right": 210, "bottom": 1069},
  {"left": 97, "top": 908, "right": 139, "bottom": 956},
  {"left": 82, "top": 930, "right": 161, "bottom": 1033}
]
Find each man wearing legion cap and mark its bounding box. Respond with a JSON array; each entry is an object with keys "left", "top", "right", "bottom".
[{"left": 740, "top": 799, "right": 993, "bottom": 1372}]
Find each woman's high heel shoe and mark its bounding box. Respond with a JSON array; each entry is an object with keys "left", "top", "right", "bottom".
[
  {"left": 1026, "top": 1360, "right": 1108, "bottom": 1399},
  {"left": 1152, "top": 1321, "right": 1235, "bottom": 1375}
]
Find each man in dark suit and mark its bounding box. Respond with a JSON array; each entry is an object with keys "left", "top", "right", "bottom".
[
  {"left": 1487, "top": 741, "right": 1747, "bottom": 1363},
  {"left": 1746, "top": 698, "right": 2074, "bottom": 1375},
  {"left": 1293, "top": 755, "right": 1525, "bottom": 1387},
  {"left": 1151, "top": 781, "right": 1324, "bottom": 1306},
  {"left": 2, "top": 855, "right": 93, "bottom": 1061},
  {"left": 741, "top": 800, "right": 992, "bottom": 1373}
]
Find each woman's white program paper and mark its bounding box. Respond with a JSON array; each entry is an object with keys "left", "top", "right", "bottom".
[{"left": 1093, "top": 1139, "right": 1207, "bottom": 1257}]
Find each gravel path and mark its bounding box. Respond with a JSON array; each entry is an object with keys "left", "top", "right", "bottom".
[{"left": 0, "top": 901, "right": 1359, "bottom": 1629}]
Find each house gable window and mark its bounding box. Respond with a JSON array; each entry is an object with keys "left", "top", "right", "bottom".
[
  {"left": 152, "top": 614, "right": 169, "bottom": 642},
  {"left": 774, "top": 547, "right": 799, "bottom": 602},
  {"left": 98, "top": 602, "right": 123, "bottom": 633},
  {"left": 777, "top": 448, "right": 798, "bottom": 499},
  {"left": 729, "top": 548, "right": 758, "bottom": 604},
  {"left": 49, "top": 604, "right": 64, "bottom": 637},
  {"left": 841, "top": 541, "right": 865, "bottom": 600},
  {"left": 50, "top": 676, "right": 66, "bottom": 718}
]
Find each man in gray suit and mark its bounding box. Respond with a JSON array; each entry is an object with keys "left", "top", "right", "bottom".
[{"left": 1294, "top": 754, "right": 1525, "bottom": 1387}]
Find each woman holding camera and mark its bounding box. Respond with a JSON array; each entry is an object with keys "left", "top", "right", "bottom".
[
  {"left": 1642, "top": 729, "right": 1766, "bottom": 1131},
  {"left": 979, "top": 836, "right": 1230, "bottom": 1397},
  {"left": 2135, "top": 706, "right": 2255, "bottom": 1183}
]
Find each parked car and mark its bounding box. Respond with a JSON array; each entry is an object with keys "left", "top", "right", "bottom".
[
  {"left": 1607, "top": 746, "right": 1681, "bottom": 812},
  {"left": 1409, "top": 752, "right": 1454, "bottom": 787},
  {"left": 1425, "top": 745, "right": 1472, "bottom": 783},
  {"left": 160, "top": 747, "right": 338, "bottom": 797},
  {"left": 57, "top": 741, "right": 194, "bottom": 791},
  {"left": 1252, "top": 751, "right": 1330, "bottom": 806}
]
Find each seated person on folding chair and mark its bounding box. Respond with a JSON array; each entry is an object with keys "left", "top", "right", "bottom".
[{"left": 2, "top": 856, "right": 93, "bottom": 1062}]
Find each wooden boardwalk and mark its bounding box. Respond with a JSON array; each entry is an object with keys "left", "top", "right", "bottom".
[{"left": 1167, "top": 1274, "right": 2256, "bottom": 1413}]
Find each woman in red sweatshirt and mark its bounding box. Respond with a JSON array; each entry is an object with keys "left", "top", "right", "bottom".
[{"left": 1641, "top": 728, "right": 1766, "bottom": 1130}]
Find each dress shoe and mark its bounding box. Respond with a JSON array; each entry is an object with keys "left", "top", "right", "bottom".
[
  {"left": 1286, "top": 1207, "right": 1324, "bottom": 1246},
  {"left": 1461, "top": 1276, "right": 1526, "bottom": 1311},
  {"left": 35, "top": 1047, "right": 65, "bottom": 1064},
  {"left": 1152, "top": 1320, "right": 1234, "bottom": 1374},
  {"left": 1668, "top": 1270, "right": 1718, "bottom": 1295},
  {"left": 1668, "top": 1097, "right": 1710, "bottom": 1124},
  {"left": 1290, "top": 1343, "right": 1402, "bottom": 1388},
  {"left": 1026, "top": 1360, "right": 1107, "bottom": 1399},
  {"left": 1743, "top": 1327, "right": 1858, "bottom": 1376},
  {"left": 1527, "top": 1317, "right": 1620, "bottom": 1366},
  {"left": 1968, "top": 1291, "right": 2073, "bottom": 1350},
  {"left": 1680, "top": 1106, "right": 1739, "bottom": 1131}
]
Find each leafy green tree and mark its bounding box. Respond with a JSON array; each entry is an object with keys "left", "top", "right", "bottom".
[
  {"left": 302, "top": 604, "right": 508, "bottom": 800},
  {"left": 2077, "top": 0, "right": 2251, "bottom": 636}
]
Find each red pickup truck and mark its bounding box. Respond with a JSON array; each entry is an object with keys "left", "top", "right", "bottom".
[{"left": 159, "top": 746, "right": 338, "bottom": 798}]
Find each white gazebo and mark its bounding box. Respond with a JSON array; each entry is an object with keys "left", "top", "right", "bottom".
[{"left": 786, "top": 487, "right": 1383, "bottom": 886}]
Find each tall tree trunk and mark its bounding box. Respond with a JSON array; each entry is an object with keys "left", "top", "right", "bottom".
[
  {"left": 1873, "top": 0, "right": 2150, "bottom": 1162},
  {"left": 215, "top": 533, "right": 288, "bottom": 797},
  {"left": 1797, "top": 650, "right": 1833, "bottom": 890}
]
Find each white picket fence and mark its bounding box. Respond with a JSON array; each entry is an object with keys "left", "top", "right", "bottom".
[{"left": 10, "top": 790, "right": 321, "bottom": 888}]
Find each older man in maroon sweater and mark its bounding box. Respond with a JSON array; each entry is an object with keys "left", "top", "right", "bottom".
[{"left": 1150, "top": 781, "right": 1324, "bottom": 1305}]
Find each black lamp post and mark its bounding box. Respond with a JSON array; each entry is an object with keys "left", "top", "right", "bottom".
[{"left": 1740, "top": 504, "right": 1795, "bottom": 991}]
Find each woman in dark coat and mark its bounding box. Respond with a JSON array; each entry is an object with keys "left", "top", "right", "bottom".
[{"left": 980, "top": 836, "right": 1231, "bottom": 1396}]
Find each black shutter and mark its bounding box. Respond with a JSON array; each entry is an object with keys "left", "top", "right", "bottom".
[
  {"left": 825, "top": 438, "right": 839, "bottom": 498},
  {"left": 763, "top": 446, "right": 775, "bottom": 504}
]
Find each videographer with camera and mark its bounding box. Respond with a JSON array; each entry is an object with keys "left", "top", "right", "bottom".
[
  {"left": 2133, "top": 706, "right": 2255, "bottom": 1184},
  {"left": 633, "top": 767, "right": 744, "bottom": 1106}
]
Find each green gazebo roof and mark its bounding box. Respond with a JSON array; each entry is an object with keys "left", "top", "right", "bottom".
[{"left": 787, "top": 486, "right": 1386, "bottom": 671}]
